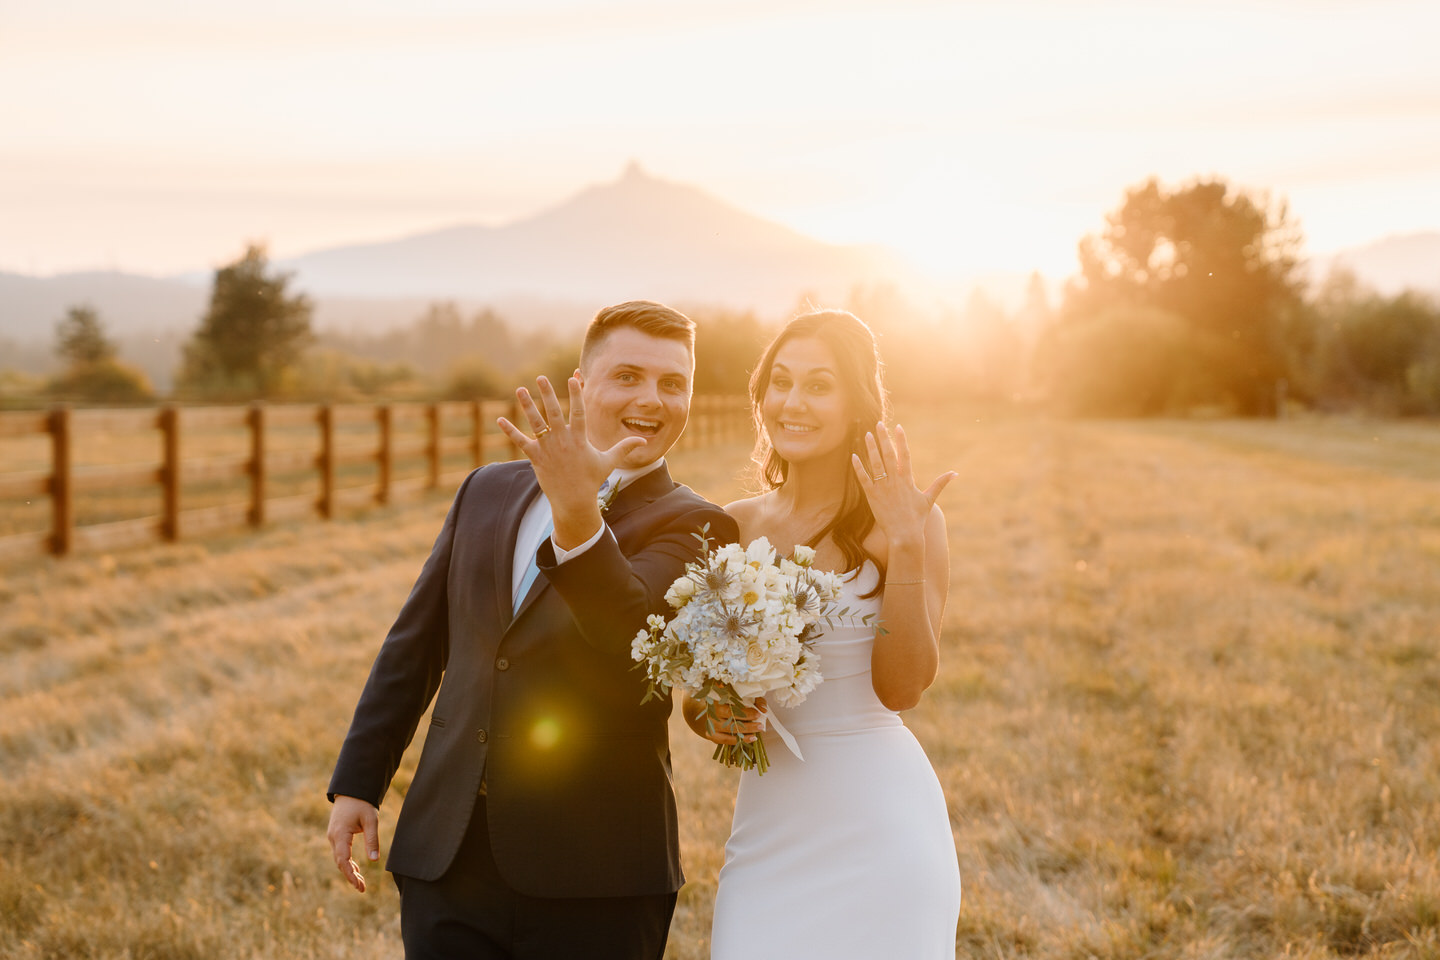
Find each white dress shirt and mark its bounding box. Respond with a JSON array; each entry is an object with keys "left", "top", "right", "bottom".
[{"left": 509, "top": 458, "right": 666, "bottom": 609}]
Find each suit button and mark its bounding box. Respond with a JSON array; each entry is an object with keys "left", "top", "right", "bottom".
[
  {"left": 496, "top": 657, "right": 510, "bottom": 671},
  {"left": 476, "top": 729, "right": 488, "bottom": 743}
]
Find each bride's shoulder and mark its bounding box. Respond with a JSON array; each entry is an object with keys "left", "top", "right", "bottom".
[{"left": 722, "top": 493, "right": 768, "bottom": 521}]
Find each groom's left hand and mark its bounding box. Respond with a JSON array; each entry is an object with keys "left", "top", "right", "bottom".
[
  {"left": 497, "top": 375, "right": 646, "bottom": 550},
  {"left": 327, "top": 795, "right": 380, "bottom": 893}
]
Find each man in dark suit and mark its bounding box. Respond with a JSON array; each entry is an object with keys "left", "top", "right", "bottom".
[{"left": 326, "top": 301, "right": 738, "bottom": 959}]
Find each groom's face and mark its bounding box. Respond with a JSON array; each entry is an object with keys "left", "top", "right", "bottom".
[{"left": 577, "top": 326, "right": 693, "bottom": 468}]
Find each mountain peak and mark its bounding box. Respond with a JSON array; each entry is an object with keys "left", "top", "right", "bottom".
[
  {"left": 620, "top": 159, "right": 649, "bottom": 183},
  {"left": 265, "top": 166, "right": 928, "bottom": 307}
]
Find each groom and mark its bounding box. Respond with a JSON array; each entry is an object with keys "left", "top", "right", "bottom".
[{"left": 326, "top": 301, "right": 737, "bottom": 959}]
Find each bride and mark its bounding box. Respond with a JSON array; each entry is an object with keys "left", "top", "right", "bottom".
[{"left": 686, "top": 309, "right": 962, "bottom": 958}]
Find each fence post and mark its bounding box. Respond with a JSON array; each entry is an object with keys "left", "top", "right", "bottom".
[
  {"left": 426, "top": 403, "right": 441, "bottom": 489},
  {"left": 470, "top": 400, "right": 482, "bottom": 468},
  {"left": 159, "top": 405, "right": 180, "bottom": 542},
  {"left": 377, "top": 404, "right": 392, "bottom": 505},
  {"left": 49, "top": 405, "right": 72, "bottom": 556},
  {"left": 248, "top": 402, "right": 266, "bottom": 528},
  {"left": 318, "top": 404, "right": 334, "bottom": 520}
]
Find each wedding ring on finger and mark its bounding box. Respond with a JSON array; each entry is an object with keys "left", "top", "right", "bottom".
[
  {"left": 873, "top": 472, "right": 888, "bottom": 481},
  {"left": 534, "top": 425, "right": 552, "bottom": 439}
]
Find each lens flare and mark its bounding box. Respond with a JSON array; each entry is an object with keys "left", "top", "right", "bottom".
[{"left": 529, "top": 718, "right": 561, "bottom": 750}]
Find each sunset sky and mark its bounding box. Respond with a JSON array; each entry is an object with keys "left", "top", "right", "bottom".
[{"left": 3, "top": 0, "right": 1438, "bottom": 284}]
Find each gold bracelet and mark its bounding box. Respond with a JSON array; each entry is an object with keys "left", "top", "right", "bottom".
[{"left": 885, "top": 578, "right": 926, "bottom": 585}]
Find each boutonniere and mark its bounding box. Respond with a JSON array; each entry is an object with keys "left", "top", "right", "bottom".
[{"left": 598, "top": 480, "right": 619, "bottom": 515}]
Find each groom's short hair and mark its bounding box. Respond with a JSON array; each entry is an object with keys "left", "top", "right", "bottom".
[{"left": 580, "top": 301, "right": 695, "bottom": 371}]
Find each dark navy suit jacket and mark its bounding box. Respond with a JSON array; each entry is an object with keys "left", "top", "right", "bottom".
[{"left": 328, "top": 459, "right": 736, "bottom": 897}]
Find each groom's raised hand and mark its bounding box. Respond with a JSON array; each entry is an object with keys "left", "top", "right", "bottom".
[
  {"left": 497, "top": 375, "right": 647, "bottom": 550},
  {"left": 327, "top": 795, "right": 380, "bottom": 893}
]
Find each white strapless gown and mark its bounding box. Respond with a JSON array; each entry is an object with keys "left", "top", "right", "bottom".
[{"left": 710, "top": 562, "right": 961, "bottom": 959}]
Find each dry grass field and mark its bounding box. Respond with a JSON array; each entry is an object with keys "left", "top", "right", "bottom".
[{"left": 2, "top": 414, "right": 1438, "bottom": 959}]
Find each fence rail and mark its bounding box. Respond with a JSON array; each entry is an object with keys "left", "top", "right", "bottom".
[{"left": 0, "top": 395, "right": 750, "bottom": 559}]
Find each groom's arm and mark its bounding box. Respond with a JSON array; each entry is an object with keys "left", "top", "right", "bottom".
[
  {"left": 541, "top": 498, "right": 737, "bottom": 657},
  {"left": 327, "top": 468, "right": 473, "bottom": 808}
]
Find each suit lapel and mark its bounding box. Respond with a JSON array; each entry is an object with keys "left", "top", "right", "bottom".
[
  {"left": 509, "top": 464, "right": 679, "bottom": 624},
  {"left": 602, "top": 463, "right": 676, "bottom": 525}
]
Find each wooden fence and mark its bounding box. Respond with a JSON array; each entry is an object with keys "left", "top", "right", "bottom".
[{"left": 0, "top": 396, "right": 750, "bottom": 559}]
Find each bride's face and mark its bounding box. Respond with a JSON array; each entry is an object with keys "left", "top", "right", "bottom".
[{"left": 762, "top": 337, "right": 851, "bottom": 464}]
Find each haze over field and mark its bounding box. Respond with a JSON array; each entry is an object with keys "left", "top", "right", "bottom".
[{"left": 2, "top": 165, "right": 1438, "bottom": 347}]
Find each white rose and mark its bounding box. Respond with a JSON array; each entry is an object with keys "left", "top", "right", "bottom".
[
  {"left": 665, "top": 576, "right": 698, "bottom": 608},
  {"left": 736, "top": 639, "right": 795, "bottom": 695},
  {"left": 744, "top": 639, "right": 770, "bottom": 670},
  {"left": 791, "top": 544, "right": 816, "bottom": 567}
]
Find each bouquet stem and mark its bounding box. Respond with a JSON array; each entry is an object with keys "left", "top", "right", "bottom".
[{"left": 712, "top": 733, "right": 769, "bottom": 775}]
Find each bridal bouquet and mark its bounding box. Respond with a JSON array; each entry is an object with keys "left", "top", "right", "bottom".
[{"left": 631, "top": 531, "right": 866, "bottom": 774}]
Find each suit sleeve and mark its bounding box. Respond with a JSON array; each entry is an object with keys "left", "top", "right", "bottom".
[
  {"left": 327, "top": 470, "right": 474, "bottom": 807},
  {"left": 538, "top": 497, "right": 738, "bottom": 658}
]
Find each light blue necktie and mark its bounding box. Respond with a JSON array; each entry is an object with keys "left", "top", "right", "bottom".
[
  {"left": 513, "top": 479, "right": 611, "bottom": 613},
  {"left": 513, "top": 514, "right": 553, "bottom": 613}
]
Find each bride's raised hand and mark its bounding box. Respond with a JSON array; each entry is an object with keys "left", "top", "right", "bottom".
[{"left": 851, "top": 422, "right": 956, "bottom": 542}]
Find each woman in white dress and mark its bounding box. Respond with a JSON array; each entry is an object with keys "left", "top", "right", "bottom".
[{"left": 687, "top": 309, "right": 962, "bottom": 959}]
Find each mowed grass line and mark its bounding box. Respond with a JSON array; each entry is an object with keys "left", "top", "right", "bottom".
[
  {"left": 0, "top": 512, "right": 451, "bottom": 958},
  {"left": 0, "top": 444, "right": 754, "bottom": 960},
  {"left": 3, "top": 419, "right": 1439, "bottom": 959}
]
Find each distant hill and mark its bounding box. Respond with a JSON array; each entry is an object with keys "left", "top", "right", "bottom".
[
  {"left": 0, "top": 270, "right": 206, "bottom": 343},
  {"left": 0, "top": 163, "right": 931, "bottom": 358},
  {"left": 1306, "top": 231, "right": 1440, "bottom": 297},
  {"left": 3, "top": 167, "right": 1436, "bottom": 379},
  {"left": 276, "top": 162, "right": 927, "bottom": 310}
]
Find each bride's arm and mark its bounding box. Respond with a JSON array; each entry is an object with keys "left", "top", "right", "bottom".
[
  {"left": 869, "top": 504, "right": 949, "bottom": 712},
  {"left": 853, "top": 422, "right": 955, "bottom": 712}
]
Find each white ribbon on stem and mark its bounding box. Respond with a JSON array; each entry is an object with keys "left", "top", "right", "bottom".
[{"left": 761, "top": 709, "right": 804, "bottom": 761}]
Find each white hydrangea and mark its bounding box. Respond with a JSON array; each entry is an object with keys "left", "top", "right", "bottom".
[{"left": 631, "top": 534, "right": 877, "bottom": 767}]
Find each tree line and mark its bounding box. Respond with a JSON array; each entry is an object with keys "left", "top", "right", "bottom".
[
  {"left": 1036, "top": 178, "right": 1440, "bottom": 416},
  {"left": 16, "top": 176, "right": 1440, "bottom": 416}
]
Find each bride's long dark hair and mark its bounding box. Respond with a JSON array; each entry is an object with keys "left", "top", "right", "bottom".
[{"left": 749, "top": 309, "right": 891, "bottom": 595}]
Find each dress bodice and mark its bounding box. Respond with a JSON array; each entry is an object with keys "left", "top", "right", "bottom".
[{"left": 771, "top": 561, "right": 902, "bottom": 738}]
